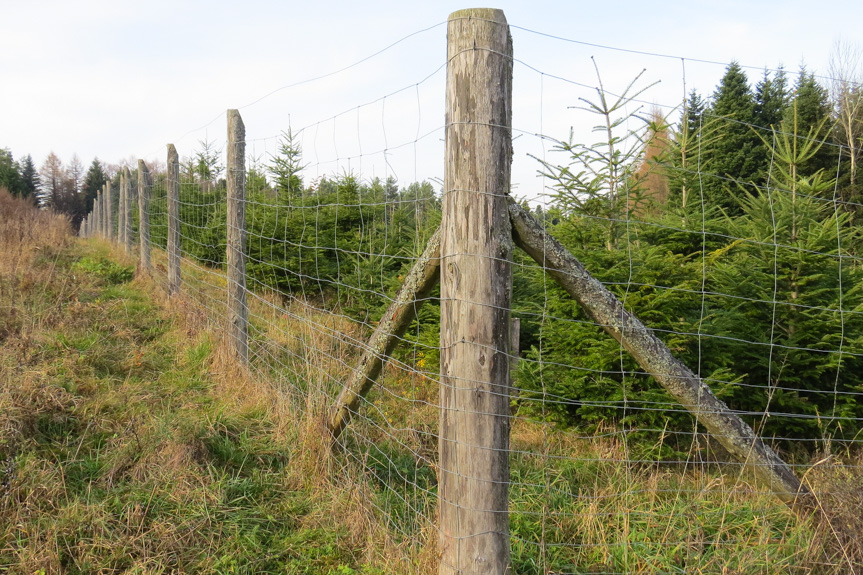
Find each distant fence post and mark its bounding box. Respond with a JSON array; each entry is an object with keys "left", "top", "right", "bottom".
[
  {"left": 439, "top": 8, "right": 513, "bottom": 575},
  {"left": 226, "top": 109, "right": 248, "bottom": 363},
  {"left": 94, "top": 193, "right": 99, "bottom": 237},
  {"left": 138, "top": 160, "right": 150, "bottom": 273},
  {"left": 123, "top": 166, "right": 133, "bottom": 254},
  {"left": 106, "top": 181, "right": 113, "bottom": 241},
  {"left": 118, "top": 170, "right": 126, "bottom": 247},
  {"left": 93, "top": 191, "right": 100, "bottom": 237},
  {"left": 96, "top": 188, "right": 101, "bottom": 237},
  {"left": 99, "top": 185, "right": 104, "bottom": 238},
  {"left": 99, "top": 185, "right": 105, "bottom": 238},
  {"left": 167, "top": 144, "right": 181, "bottom": 295}
]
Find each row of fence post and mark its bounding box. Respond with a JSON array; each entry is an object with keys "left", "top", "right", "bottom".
[
  {"left": 78, "top": 116, "right": 248, "bottom": 367},
  {"left": 78, "top": 9, "right": 514, "bottom": 573}
]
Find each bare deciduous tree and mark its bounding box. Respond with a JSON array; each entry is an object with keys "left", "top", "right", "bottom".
[{"left": 829, "top": 41, "right": 863, "bottom": 205}]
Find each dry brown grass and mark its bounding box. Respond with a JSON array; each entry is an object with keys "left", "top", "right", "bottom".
[
  {"left": 0, "top": 187, "right": 70, "bottom": 277},
  {"left": 8, "top": 199, "right": 859, "bottom": 572},
  {"left": 0, "top": 187, "right": 74, "bottom": 465}
]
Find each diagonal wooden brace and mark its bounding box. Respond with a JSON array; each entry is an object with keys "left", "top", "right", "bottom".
[
  {"left": 327, "top": 227, "right": 441, "bottom": 440},
  {"left": 507, "top": 197, "right": 814, "bottom": 512}
]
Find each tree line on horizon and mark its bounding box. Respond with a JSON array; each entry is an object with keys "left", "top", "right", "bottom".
[{"left": 2, "top": 57, "right": 862, "bottom": 456}]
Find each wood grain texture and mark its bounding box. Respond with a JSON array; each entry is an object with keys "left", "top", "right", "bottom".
[
  {"left": 439, "top": 8, "right": 513, "bottom": 575},
  {"left": 226, "top": 109, "right": 248, "bottom": 363}
]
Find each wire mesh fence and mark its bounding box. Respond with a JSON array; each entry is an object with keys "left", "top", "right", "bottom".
[{"left": 78, "top": 8, "right": 863, "bottom": 574}]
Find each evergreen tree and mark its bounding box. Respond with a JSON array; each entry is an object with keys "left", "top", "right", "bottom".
[
  {"left": 537, "top": 66, "right": 654, "bottom": 250},
  {"left": 703, "top": 62, "right": 761, "bottom": 211},
  {"left": 82, "top": 158, "right": 107, "bottom": 214},
  {"left": 0, "top": 149, "right": 22, "bottom": 195},
  {"left": 753, "top": 68, "right": 789, "bottom": 129},
  {"left": 268, "top": 129, "right": 304, "bottom": 204},
  {"left": 195, "top": 138, "right": 223, "bottom": 192},
  {"left": 751, "top": 68, "right": 789, "bottom": 179},
  {"left": 684, "top": 89, "right": 706, "bottom": 138},
  {"left": 665, "top": 89, "right": 723, "bottom": 210},
  {"left": 19, "top": 155, "right": 38, "bottom": 199},
  {"left": 783, "top": 68, "right": 836, "bottom": 178}
]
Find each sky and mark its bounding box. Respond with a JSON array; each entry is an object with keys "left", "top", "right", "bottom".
[{"left": 2, "top": 0, "right": 862, "bottom": 201}]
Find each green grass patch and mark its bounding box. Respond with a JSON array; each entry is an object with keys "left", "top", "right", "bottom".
[{"left": 0, "top": 241, "right": 377, "bottom": 574}]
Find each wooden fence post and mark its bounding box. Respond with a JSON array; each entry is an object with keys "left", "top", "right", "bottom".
[
  {"left": 119, "top": 170, "right": 126, "bottom": 247},
  {"left": 95, "top": 189, "right": 100, "bottom": 237},
  {"left": 226, "top": 109, "right": 248, "bottom": 363},
  {"left": 439, "top": 8, "right": 513, "bottom": 575},
  {"left": 94, "top": 191, "right": 100, "bottom": 237},
  {"left": 99, "top": 188, "right": 104, "bottom": 237},
  {"left": 123, "top": 166, "right": 133, "bottom": 254},
  {"left": 104, "top": 184, "right": 109, "bottom": 238},
  {"left": 138, "top": 160, "right": 150, "bottom": 273},
  {"left": 105, "top": 182, "right": 113, "bottom": 241},
  {"left": 167, "top": 144, "right": 181, "bottom": 295}
]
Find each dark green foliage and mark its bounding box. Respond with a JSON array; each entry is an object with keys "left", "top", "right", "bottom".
[
  {"left": 510, "top": 65, "right": 863, "bottom": 457},
  {"left": 703, "top": 190, "right": 863, "bottom": 440},
  {"left": 73, "top": 62, "right": 862, "bottom": 462},
  {"left": 81, "top": 158, "right": 107, "bottom": 214},
  {"left": 18, "top": 154, "right": 39, "bottom": 199},
  {"left": 783, "top": 69, "right": 837, "bottom": 177},
  {"left": 753, "top": 68, "right": 789, "bottom": 130},
  {"left": 684, "top": 89, "right": 707, "bottom": 139},
  {"left": 751, "top": 68, "right": 789, "bottom": 178},
  {"left": 269, "top": 129, "right": 304, "bottom": 203},
  {"left": 701, "top": 62, "right": 762, "bottom": 211},
  {"left": 0, "top": 149, "right": 23, "bottom": 196}
]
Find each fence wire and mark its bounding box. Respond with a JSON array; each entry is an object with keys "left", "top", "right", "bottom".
[{"left": 81, "top": 17, "right": 863, "bottom": 574}]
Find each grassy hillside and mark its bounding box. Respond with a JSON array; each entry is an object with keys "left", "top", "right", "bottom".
[
  {"left": 2, "top": 186, "right": 861, "bottom": 574},
  {"left": 0, "top": 190, "right": 412, "bottom": 573}
]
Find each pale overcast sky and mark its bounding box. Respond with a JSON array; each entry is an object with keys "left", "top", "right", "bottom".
[{"left": 1, "top": 0, "right": 861, "bottom": 199}]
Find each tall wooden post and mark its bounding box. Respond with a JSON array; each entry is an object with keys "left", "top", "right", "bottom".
[
  {"left": 439, "top": 9, "right": 513, "bottom": 575},
  {"left": 101, "top": 186, "right": 107, "bottom": 238},
  {"left": 226, "top": 109, "right": 248, "bottom": 363},
  {"left": 123, "top": 166, "right": 133, "bottom": 254},
  {"left": 106, "top": 181, "right": 113, "bottom": 241},
  {"left": 94, "top": 190, "right": 101, "bottom": 237},
  {"left": 96, "top": 188, "right": 102, "bottom": 237},
  {"left": 167, "top": 144, "right": 181, "bottom": 295},
  {"left": 138, "top": 160, "right": 151, "bottom": 273},
  {"left": 118, "top": 170, "right": 126, "bottom": 247}
]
